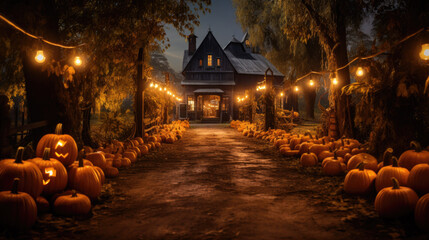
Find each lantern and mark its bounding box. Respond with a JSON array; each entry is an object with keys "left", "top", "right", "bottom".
[
  {"left": 419, "top": 43, "right": 429, "bottom": 60},
  {"left": 35, "top": 50, "right": 46, "bottom": 63},
  {"left": 309, "top": 80, "right": 315, "bottom": 86}
]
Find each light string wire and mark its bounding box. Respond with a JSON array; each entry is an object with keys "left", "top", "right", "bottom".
[
  {"left": 289, "top": 27, "right": 428, "bottom": 85},
  {"left": 0, "top": 13, "right": 85, "bottom": 49}
]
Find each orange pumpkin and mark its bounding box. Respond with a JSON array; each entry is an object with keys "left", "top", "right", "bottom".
[
  {"left": 344, "top": 163, "right": 377, "bottom": 195},
  {"left": 300, "top": 149, "right": 318, "bottom": 167},
  {"left": 347, "top": 153, "right": 378, "bottom": 172},
  {"left": 375, "top": 178, "right": 418, "bottom": 218},
  {"left": 68, "top": 155, "right": 102, "bottom": 200},
  {"left": 375, "top": 157, "right": 409, "bottom": 192},
  {"left": 415, "top": 193, "right": 429, "bottom": 231},
  {"left": 0, "top": 147, "right": 43, "bottom": 198},
  {"left": 28, "top": 148, "right": 68, "bottom": 196},
  {"left": 377, "top": 148, "right": 394, "bottom": 171},
  {"left": 36, "top": 196, "right": 50, "bottom": 214},
  {"left": 104, "top": 166, "right": 119, "bottom": 178},
  {"left": 121, "top": 158, "right": 132, "bottom": 168},
  {"left": 86, "top": 152, "right": 107, "bottom": 170},
  {"left": 407, "top": 162, "right": 429, "bottom": 195},
  {"left": 322, "top": 152, "right": 346, "bottom": 176},
  {"left": 398, "top": 141, "right": 429, "bottom": 171},
  {"left": 309, "top": 140, "right": 330, "bottom": 157},
  {"left": 123, "top": 151, "right": 137, "bottom": 163},
  {"left": 54, "top": 190, "right": 91, "bottom": 216},
  {"left": 93, "top": 166, "right": 105, "bottom": 185},
  {"left": 36, "top": 123, "right": 78, "bottom": 166},
  {"left": 0, "top": 178, "right": 37, "bottom": 230}
]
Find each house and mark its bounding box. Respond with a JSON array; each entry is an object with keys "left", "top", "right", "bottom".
[{"left": 181, "top": 30, "right": 284, "bottom": 122}]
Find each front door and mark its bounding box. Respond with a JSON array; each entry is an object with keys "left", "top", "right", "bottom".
[{"left": 203, "top": 95, "right": 220, "bottom": 118}]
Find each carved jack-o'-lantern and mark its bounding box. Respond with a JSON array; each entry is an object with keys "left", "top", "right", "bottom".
[{"left": 36, "top": 123, "right": 78, "bottom": 166}]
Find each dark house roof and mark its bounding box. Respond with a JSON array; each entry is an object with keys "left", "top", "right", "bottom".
[{"left": 182, "top": 32, "right": 284, "bottom": 77}]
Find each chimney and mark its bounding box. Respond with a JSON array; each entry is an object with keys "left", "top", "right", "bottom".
[{"left": 187, "top": 33, "right": 197, "bottom": 55}]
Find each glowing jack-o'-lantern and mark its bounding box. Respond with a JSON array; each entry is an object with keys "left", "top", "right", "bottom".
[
  {"left": 28, "top": 148, "right": 68, "bottom": 195},
  {"left": 36, "top": 123, "right": 78, "bottom": 166}
]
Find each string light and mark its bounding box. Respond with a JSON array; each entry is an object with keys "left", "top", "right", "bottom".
[
  {"left": 154, "top": 84, "right": 158, "bottom": 89},
  {"left": 294, "top": 86, "right": 299, "bottom": 92},
  {"left": 34, "top": 50, "right": 46, "bottom": 63},
  {"left": 150, "top": 82, "right": 154, "bottom": 87},
  {"left": 420, "top": 43, "right": 429, "bottom": 60},
  {"left": 74, "top": 56, "right": 82, "bottom": 66},
  {"left": 280, "top": 92, "right": 284, "bottom": 96},
  {"left": 332, "top": 77, "right": 338, "bottom": 85},
  {"left": 309, "top": 79, "right": 315, "bottom": 86},
  {"left": 356, "top": 67, "right": 365, "bottom": 77}
]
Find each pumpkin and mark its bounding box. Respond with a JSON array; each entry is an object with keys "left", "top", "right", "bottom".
[
  {"left": 318, "top": 147, "right": 334, "bottom": 162},
  {"left": 336, "top": 147, "right": 351, "bottom": 158},
  {"left": 28, "top": 148, "right": 68, "bottom": 196},
  {"left": 344, "top": 153, "right": 353, "bottom": 164},
  {"left": 377, "top": 148, "right": 394, "bottom": 171},
  {"left": 347, "top": 153, "right": 378, "bottom": 172},
  {"left": 123, "top": 151, "right": 137, "bottom": 163},
  {"left": 280, "top": 148, "right": 299, "bottom": 156},
  {"left": 82, "top": 146, "right": 93, "bottom": 154},
  {"left": 298, "top": 141, "right": 313, "bottom": 155},
  {"left": 407, "top": 162, "right": 429, "bottom": 195},
  {"left": 351, "top": 145, "right": 366, "bottom": 155},
  {"left": 36, "top": 196, "right": 50, "bottom": 214},
  {"left": 36, "top": 123, "right": 78, "bottom": 166},
  {"left": 375, "top": 157, "right": 409, "bottom": 192},
  {"left": 138, "top": 145, "right": 149, "bottom": 155},
  {"left": 374, "top": 178, "right": 418, "bottom": 218},
  {"left": 300, "top": 149, "right": 318, "bottom": 167},
  {"left": 68, "top": 154, "right": 102, "bottom": 200},
  {"left": 85, "top": 152, "right": 107, "bottom": 170},
  {"left": 344, "top": 163, "right": 377, "bottom": 195},
  {"left": 0, "top": 178, "right": 37, "bottom": 230},
  {"left": 121, "top": 158, "right": 132, "bottom": 168},
  {"left": 415, "top": 193, "right": 429, "bottom": 231},
  {"left": 112, "top": 158, "right": 122, "bottom": 168},
  {"left": 104, "top": 166, "right": 119, "bottom": 178},
  {"left": 135, "top": 137, "right": 144, "bottom": 145},
  {"left": 166, "top": 137, "right": 174, "bottom": 144},
  {"left": 54, "top": 190, "right": 91, "bottom": 216},
  {"left": 0, "top": 147, "right": 43, "bottom": 198},
  {"left": 309, "top": 140, "right": 330, "bottom": 157},
  {"left": 398, "top": 141, "right": 429, "bottom": 171},
  {"left": 93, "top": 166, "right": 105, "bottom": 185},
  {"left": 322, "top": 152, "right": 346, "bottom": 176}
]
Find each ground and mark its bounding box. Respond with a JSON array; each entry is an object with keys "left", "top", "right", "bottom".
[{"left": 2, "top": 124, "right": 428, "bottom": 240}]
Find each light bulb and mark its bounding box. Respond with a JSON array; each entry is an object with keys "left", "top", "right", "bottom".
[
  {"left": 419, "top": 43, "right": 429, "bottom": 60},
  {"left": 150, "top": 82, "right": 154, "bottom": 87},
  {"left": 356, "top": 67, "right": 364, "bottom": 77},
  {"left": 154, "top": 84, "right": 158, "bottom": 89},
  {"left": 332, "top": 78, "right": 338, "bottom": 85},
  {"left": 164, "top": 87, "right": 166, "bottom": 91},
  {"left": 280, "top": 92, "right": 284, "bottom": 96},
  {"left": 294, "top": 86, "right": 299, "bottom": 92},
  {"left": 74, "top": 56, "right": 82, "bottom": 66},
  {"left": 35, "top": 50, "right": 46, "bottom": 63},
  {"left": 309, "top": 80, "right": 314, "bottom": 86}
]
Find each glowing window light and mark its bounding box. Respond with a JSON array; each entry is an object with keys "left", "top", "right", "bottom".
[{"left": 35, "top": 50, "right": 46, "bottom": 63}]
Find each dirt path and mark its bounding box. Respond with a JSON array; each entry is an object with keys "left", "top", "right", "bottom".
[{"left": 4, "top": 124, "right": 427, "bottom": 240}]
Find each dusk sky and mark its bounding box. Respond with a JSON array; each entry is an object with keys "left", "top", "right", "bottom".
[{"left": 164, "top": 0, "right": 244, "bottom": 72}]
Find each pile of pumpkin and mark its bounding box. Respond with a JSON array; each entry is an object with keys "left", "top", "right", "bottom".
[
  {"left": 0, "top": 121, "right": 189, "bottom": 231},
  {"left": 230, "top": 121, "right": 429, "bottom": 230}
]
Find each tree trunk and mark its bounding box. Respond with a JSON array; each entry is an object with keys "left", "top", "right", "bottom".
[
  {"left": 304, "top": 86, "right": 316, "bottom": 119},
  {"left": 82, "top": 105, "right": 97, "bottom": 148}
]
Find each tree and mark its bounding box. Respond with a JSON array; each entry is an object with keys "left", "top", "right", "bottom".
[
  {"left": 233, "top": 0, "right": 322, "bottom": 119},
  {"left": 0, "top": 0, "right": 210, "bottom": 146}
]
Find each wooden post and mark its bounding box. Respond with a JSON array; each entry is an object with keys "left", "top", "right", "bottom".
[
  {"left": 135, "top": 48, "right": 145, "bottom": 137},
  {"left": 163, "top": 72, "right": 170, "bottom": 124},
  {"left": 264, "top": 68, "right": 275, "bottom": 131}
]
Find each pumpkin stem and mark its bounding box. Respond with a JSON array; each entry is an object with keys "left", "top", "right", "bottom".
[
  {"left": 357, "top": 162, "right": 365, "bottom": 171},
  {"left": 54, "top": 123, "right": 63, "bottom": 135},
  {"left": 11, "top": 178, "right": 19, "bottom": 194},
  {"left": 307, "top": 149, "right": 310, "bottom": 154},
  {"left": 42, "top": 148, "right": 51, "bottom": 160},
  {"left": 391, "top": 177, "right": 400, "bottom": 189},
  {"left": 333, "top": 150, "right": 338, "bottom": 160},
  {"left": 305, "top": 131, "right": 313, "bottom": 139},
  {"left": 382, "top": 148, "right": 394, "bottom": 165},
  {"left": 322, "top": 139, "right": 325, "bottom": 145},
  {"left": 341, "top": 138, "right": 344, "bottom": 147},
  {"left": 14, "top": 147, "right": 25, "bottom": 164},
  {"left": 410, "top": 141, "right": 422, "bottom": 152},
  {"left": 391, "top": 156, "right": 399, "bottom": 167},
  {"left": 71, "top": 190, "right": 77, "bottom": 197}
]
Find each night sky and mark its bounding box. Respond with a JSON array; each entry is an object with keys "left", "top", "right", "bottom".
[{"left": 164, "top": 0, "right": 244, "bottom": 72}]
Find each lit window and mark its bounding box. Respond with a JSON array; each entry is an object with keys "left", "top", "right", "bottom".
[
  {"left": 199, "top": 59, "right": 203, "bottom": 67},
  {"left": 207, "top": 55, "right": 212, "bottom": 67},
  {"left": 217, "top": 58, "right": 221, "bottom": 66},
  {"left": 187, "top": 96, "right": 195, "bottom": 111},
  {"left": 245, "top": 40, "right": 250, "bottom": 47}
]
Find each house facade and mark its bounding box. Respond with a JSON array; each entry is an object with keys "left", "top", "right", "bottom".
[{"left": 181, "top": 30, "right": 284, "bottom": 122}]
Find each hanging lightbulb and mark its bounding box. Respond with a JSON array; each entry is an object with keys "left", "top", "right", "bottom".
[
  {"left": 35, "top": 50, "right": 46, "bottom": 63},
  {"left": 150, "top": 82, "right": 154, "bottom": 87},
  {"left": 159, "top": 87, "right": 163, "bottom": 91},
  {"left": 294, "top": 86, "right": 299, "bottom": 92},
  {"left": 280, "top": 92, "right": 284, "bottom": 96},
  {"left": 164, "top": 87, "right": 167, "bottom": 91},
  {"left": 172, "top": 94, "right": 175, "bottom": 97},
  {"left": 332, "top": 78, "right": 338, "bottom": 85},
  {"left": 419, "top": 43, "right": 429, "bottom": 60},
  {"left": 309, "top": 79, "right": 315, "bottom": 86},
  {"left": 154, "top": 84, "right": 158, "bottom": 89},
  {"left": 356, "top": 67, "right": 365, "bottom": 77},
  {"left": 74, "top": 56, "right": 82, "bottom": 66},
  {"left": 245, "top": 95, "right": 248, "bottom": 98}
]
